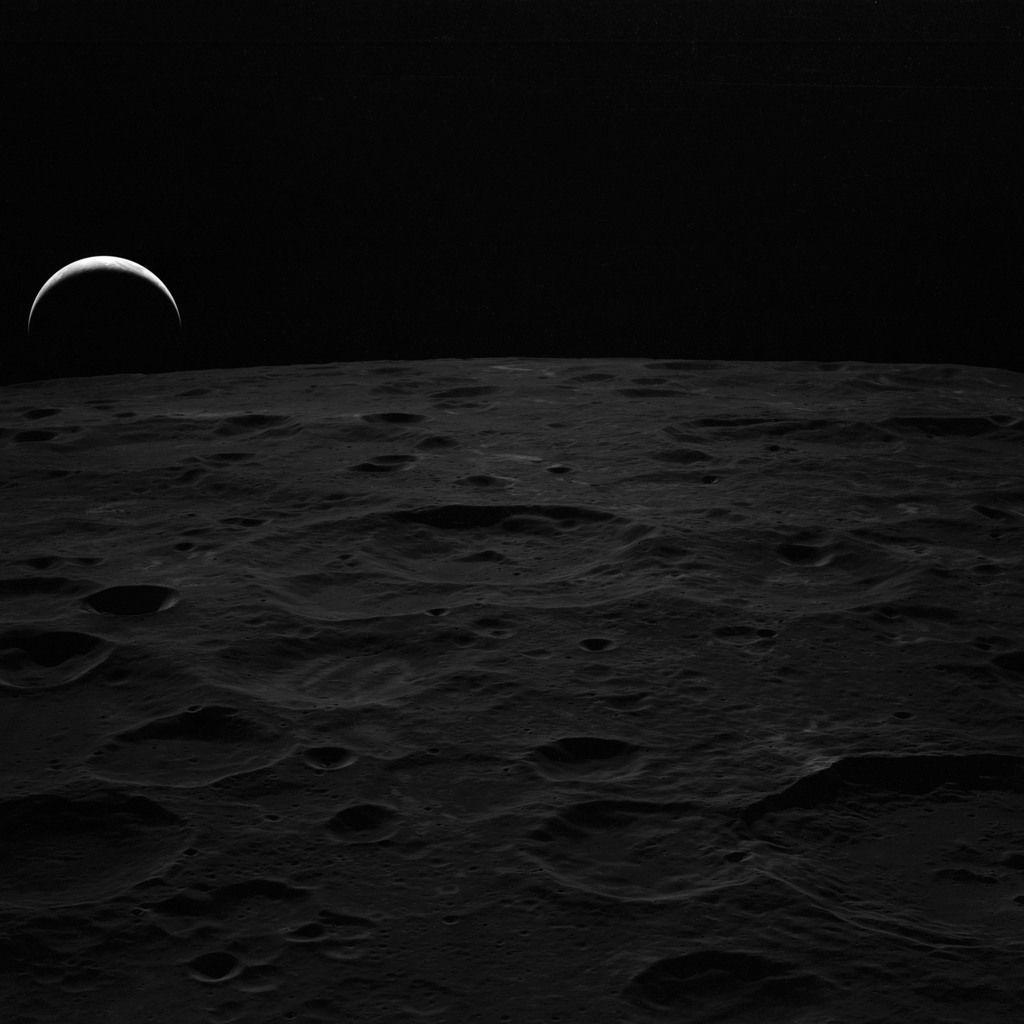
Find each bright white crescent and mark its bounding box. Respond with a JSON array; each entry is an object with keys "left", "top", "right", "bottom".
[{"left": 28, "top": 255, "right": 181, "bottom": 333}]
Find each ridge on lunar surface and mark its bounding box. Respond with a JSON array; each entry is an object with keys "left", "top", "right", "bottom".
[{"left": 2, "top": 357, "right": 1024, "bottom": 1022}]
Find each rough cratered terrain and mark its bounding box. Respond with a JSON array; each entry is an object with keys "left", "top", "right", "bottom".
[{"left": 2, "top": 357, "right": 1024, "bottom": 1022}]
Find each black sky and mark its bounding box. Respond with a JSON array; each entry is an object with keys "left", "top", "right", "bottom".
[{"left": 2, "top": 0, "right": 1023, "bottom": 384}]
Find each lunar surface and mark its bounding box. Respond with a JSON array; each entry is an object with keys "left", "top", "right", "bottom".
[{"left": 2, "top": 356, "right": 1024, "bottom": 1022}]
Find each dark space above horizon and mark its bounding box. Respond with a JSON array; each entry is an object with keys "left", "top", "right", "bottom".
[{"left": 2, "top": 0, "right": 1023, "bottom": 384}]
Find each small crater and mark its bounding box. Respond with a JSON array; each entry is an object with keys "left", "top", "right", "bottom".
[
  {"left": 373, "top": 453, "right": 417, "bottom": 464},
  {"left": 649, "top": 448, "right": 712, "bottom": 464},
  {"left": 88, "top": 704, "right": 286, "bottom": 786},
  {"left": 740, "top": 753, "right": 1024, "bottom": 827},
  {"left": 617, "top": 388, "right": 680, "bottom": 397},
  {"left": 993, "top": 651, "right": 1024, "bottom": 675},
  {"left": 361, "top": 412, "right": 426, "bottom": 424},
  {"left": 973, "top": 504, "right": 1016, "bottom": 521},
  {"left": 457, "top": 474, "right": 514, "bottom": 488},
  {"left": 931, "top": 867, "right": 999, "bottom": 885},
  {"left": 12, "top": 429, "right": 59, "bottom": 442},
  {"left": 206, "top": 451, "right": 254, "bottom": 463},
  {"left": 885, "top": 416, "right": 999, "bottom": 437},
  {"left": 214, "top": 413, "right": 292, "bottom": 436},
  {"left": 712, "top": 626, "right": 776, "bottom": 648},
  {"left": 325, "top": 803, "right": 399, "bottom": 843},
  {"left": 0, "top": 790, "right": 188, "bottom": 908},
  {"left": 83, "top": 584, "right": 179, "bottom": 615},
  {"left": 123, "top": 705, "right": 265, "bottom": 744},
  {"left": 429, "top": 386, "right": 498, "bottom": 400},
  {"left": 625, "top": 950, "right": 824, "bottom": 1012},
  {"left": 0, "top": 575, "right": 74, "bottom": 597},
  {"left": 471, "top": 615, "right": 516, "bottom": 638},
  {"left": 154, "top": 879, "right": 309, "bottom": 918},
  {"left": 351, "top": 454, "right": 418, "bottom": 473},
  {"left": 220, "top": 516, "right": 267, "bottom": 528},
  {"left": 599, "top": 691, "right": 653, "bottom": 711},
  {"left": 284, "top": 922, "right": 327, "bottom": 942},
  {"left": 187, "top": 951, "right": 241, "bottom": 983},
  {"left": 579, "top": 637, "right": 617, "bottom": 652},
  {"left": 302, "top": 746, "right": 356, "bottom": 771},
  {"left": 417, "top": 435, "right": 458, "bottom": 450},
  {"left": 392, "top": 503, "right": 615, "bottom": 531},
  {"left": 501, "top": 514, "right": 559, "bottom": 536},
  {"left": 0, "top": 630, "right": 105, "bottom": 667},
  {"left": 532, "top": 736, "right": 639, "bottom": 779},
  {"left": 457, "top": 549, "right": 506, "bottom": 563},
  {"left": 777, "top": 543, "right": 830, "bottom": 566},
  {"left": 536, "top": 736, "right": 637, "bottom": 764}
]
